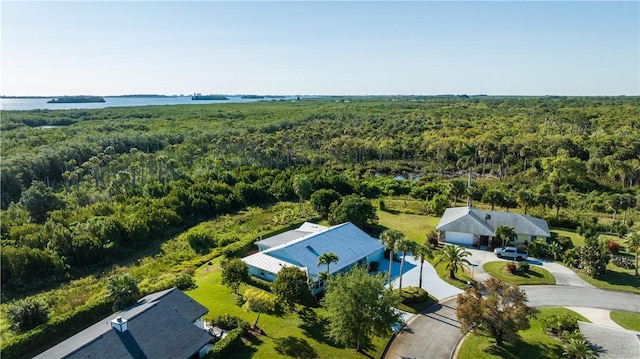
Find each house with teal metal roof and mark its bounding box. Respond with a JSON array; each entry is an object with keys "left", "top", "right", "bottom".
[{"left": 242, "top": 222, "right": 385, "bottom": 295}]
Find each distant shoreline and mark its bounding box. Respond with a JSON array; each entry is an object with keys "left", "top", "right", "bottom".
[{"left": 47, "top": 96, "right": 106, "bottom": 104}]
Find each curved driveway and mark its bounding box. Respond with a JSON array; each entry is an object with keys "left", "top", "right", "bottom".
[{"left": 384, "top": 248, "right": 640, "bottom": 359}]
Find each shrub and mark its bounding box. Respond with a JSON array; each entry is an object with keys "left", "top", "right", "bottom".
[
  {"left": 209, "top": 314, "right": 249, "bottom": 331},
  {"left": 517, "top": 262, "right": 530, "bottom": 272},
  {"left": 368, "top": 261, "right": 380, "bottom": 272},
  {"left": 555, "top": 236, "right": 574, "bottom": 250},
  {"left": 174, "top": 272, "right": 196, "bottom": 290},
  {"left": 606, "top": 239, "right": 620, "bottom": 254},
  {"left": 399, "top": 287, "right": 429, "bottom": 304},
  {"left": 506, "top": 262, "right": 517, "bottom": 274},
  {"left": 4, "top": 297, "right": 50, "bottom": 332},
  {"left": 542, "top": 313, "right": 579, "bottom": 337},
  {"left": 611, "top": 255, "right": 635, "bottom": 270},
  {"left": 186, "top": 230, "right": 217, "bottom": 254},
  {"left": 527, "top": 240, "right": 548, "bottom": 258},
  {"left": 563, "top": 248, "right": 579, "bottom": 268},
  {"left": 204, "top": 327, "right": 245, "bottom": 359}
]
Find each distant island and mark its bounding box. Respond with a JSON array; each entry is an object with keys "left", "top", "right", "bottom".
[
  {"left": 191, "top": 94, "right": 229, "bottom": 101},
  {"left": 108, "top": 94, "right": 178, "bottom": 98},
  {"left": 47, "top": 96, "right": 106, "bottom": 103},
  {"left": 240, "top": 95, "right": 265, "bottom": 99}
]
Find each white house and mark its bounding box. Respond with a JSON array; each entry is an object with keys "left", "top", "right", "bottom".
[
  {"left": 242, "top": 222, "right": 385, "bottom": 295},
  {"left": 436, "top": 206, "right": 551, "bottom": 247}
]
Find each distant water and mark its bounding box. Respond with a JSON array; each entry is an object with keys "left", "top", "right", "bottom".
[{"left": 0, "top": 96, "right": 304, "bottom": 111}]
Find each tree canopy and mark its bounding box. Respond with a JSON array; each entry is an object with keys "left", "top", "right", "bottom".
[
  {"left": 456, "top": 278, "right": 539, "bottom": 347},
  {"left": 323, "top": 265, "right": 402, "bottom": 352},
  {"left": 221, "top": 258, "right": 250, "bottom": 294},
  {"left": 271, "top": 266, "right": 312, "bottom": 310}
]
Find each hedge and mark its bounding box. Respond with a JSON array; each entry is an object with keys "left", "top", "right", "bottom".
[
  {"left": 1, "top": 298, "right": 114, "bottom": 359},
  {"left": 204, "top": 327, "right": 245, "bottom": 359}
]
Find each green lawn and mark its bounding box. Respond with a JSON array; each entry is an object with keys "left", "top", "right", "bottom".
[
  {"left": 186, "top": 257, "right": 388, "bottom": 359},
  {"left": 457, "top": 307, "right": 590, "bottom": 359},
  {"left": 610, "top": 310, "right": 640, "bottom": 332},
  {"left": 576, "top": 263, "right": 640, "bottom": 294},
  {"left": 376, "top": 209, "right": 439, "bottom": 244},
  {"left": 549, "top": 228, "right": 585, "bottom": 247},
  {"left": 483, "top": 262, "right": 556, "bottom": 286}
]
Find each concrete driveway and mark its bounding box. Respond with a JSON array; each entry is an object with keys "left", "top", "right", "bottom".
[{"left": 383, "top": 247, "right": 640, "bottom": 359}]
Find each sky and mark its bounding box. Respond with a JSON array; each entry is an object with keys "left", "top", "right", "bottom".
[{"left": 1, "top": 1, "right": 638, "bottom": 96}]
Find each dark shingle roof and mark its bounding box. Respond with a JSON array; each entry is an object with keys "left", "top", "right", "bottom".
[{"left": 35, "top": 288, "right": 212, "bottom": 359}]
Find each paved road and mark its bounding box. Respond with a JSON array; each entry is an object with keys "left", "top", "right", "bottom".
[
  {"left": 384, "top": 297, "right": 462, "bottom": 359},
  {"left": 384, "top": 248, "right": 640, "bottom": 359},
  {"left": 522, "top": 285, "right": 640, "bottom": 312}
]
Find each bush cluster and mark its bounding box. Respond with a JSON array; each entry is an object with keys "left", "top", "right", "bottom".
[
  {"left": 505, "top": 261, "right": 529, "bottom": 274},
  {"left": 209, "top": 315, "right": 249, "bottom": 331},
  {"left": 611, "top": 255, "right": 635, "bottom": 270},
  {"left": 542, "top": 313, "right": 579, "bottom": 337},
  {"left": 399, "top": 287, "right": 429, "bottom": 304}
]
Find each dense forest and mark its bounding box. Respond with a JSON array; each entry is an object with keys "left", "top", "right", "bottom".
[
  {"left": 1, "top": 96, "right": 639, "bottom": 356},
  {"left": 2, "top": 96, "right": 639, "bottom": 293}
]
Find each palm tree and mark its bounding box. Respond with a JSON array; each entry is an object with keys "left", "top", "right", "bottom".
[
  {"left": 107, "top": 274, "right": 140, "bottom": 311},
  {"left": 396, "top": 239, "right": 417, "bottom": 290},
  {"left": 562, "top": 336, "right": 598, "bottom": 359},
  {"left": 413, "top": 243, "right": 434, "bottom": 288},
  {"left": 318, "top": 252, "right": 339, "bottom": 276},
  {"left": 434, "top": 245, "right": 472, "bottom": 280},
  {"left": 494, "top": 225, "right": 516, "bottom": 248},
  {"left": 380, "top": 229, "right": 404, "bottom": 287},
  {"left": 624, "top": 231, "right": 640, "bottom": 276}
]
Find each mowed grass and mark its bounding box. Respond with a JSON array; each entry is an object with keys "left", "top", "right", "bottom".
[
  {"left": 377, "top": 209, "right": 440, "bottom": 244},
  {"left": 457, "top": 307, "right": 590, "bottom": 359},
  {"left": 576, "top": 262, "right": 640, "bottom": 294},
  {"left": 186, "top": 257, "right": 388, "bottom": 359},
  {"left": 549, "top": 228, "right": 585, "bottom": 247},
  {"left": 610, "top": 310, "right": 640, "bottom": 332},
  {"left": 483, "top": 262, "right": 556, "bottom": 285}
]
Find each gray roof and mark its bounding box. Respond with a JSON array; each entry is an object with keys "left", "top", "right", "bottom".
[
  {"left": 243, "top": 222, "right": 384, "bottom": 280},
  {"left": 255, "top": 222, "right": 327, "bottom": 249},
  {"left": 436, "top": 207, "right": 550, "bottom": 237},
  {"left": 35, "top": 288, "right": 212, "bottom": 359}
]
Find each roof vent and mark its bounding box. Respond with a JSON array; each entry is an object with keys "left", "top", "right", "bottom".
[{"left": 111, "top": 316, "right": 128, "bottom": 332}]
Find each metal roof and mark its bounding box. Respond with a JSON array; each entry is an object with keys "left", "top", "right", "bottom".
[
  {"left": 254, "top": 222, "right": 328, "bottom": 249},
  {"left": 436, "top": 207, "right": 551, "bottom": 237},
  {"left": 243, "top": 222, "right": 384, "bottom": 281}
]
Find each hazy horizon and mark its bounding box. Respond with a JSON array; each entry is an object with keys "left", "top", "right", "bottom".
[{"left": 2, "top": 1, "right": 638, "bottom": 97}]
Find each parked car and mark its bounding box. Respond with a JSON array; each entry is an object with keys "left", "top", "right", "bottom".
[{"left": 494, "top": 246, "right": 528, "bottom": 261}]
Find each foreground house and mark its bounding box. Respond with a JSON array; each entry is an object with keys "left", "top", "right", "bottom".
[
  {"left": 35, "top": 288, "right": 214, "bottom": 359},
  {"left": 242, "top": 222, "right": 385, "bottom": 295},
  {"left": 436, "top": 206, "right": 551, "bottom": 247}
]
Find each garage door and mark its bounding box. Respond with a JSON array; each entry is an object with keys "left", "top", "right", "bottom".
[{"left": 445, "top": 231, "right": 474, "bottom": 246}]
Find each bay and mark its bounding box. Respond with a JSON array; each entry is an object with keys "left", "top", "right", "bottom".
[{"left": 0, "top": 95, "right": 304, "bottom": 111}]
